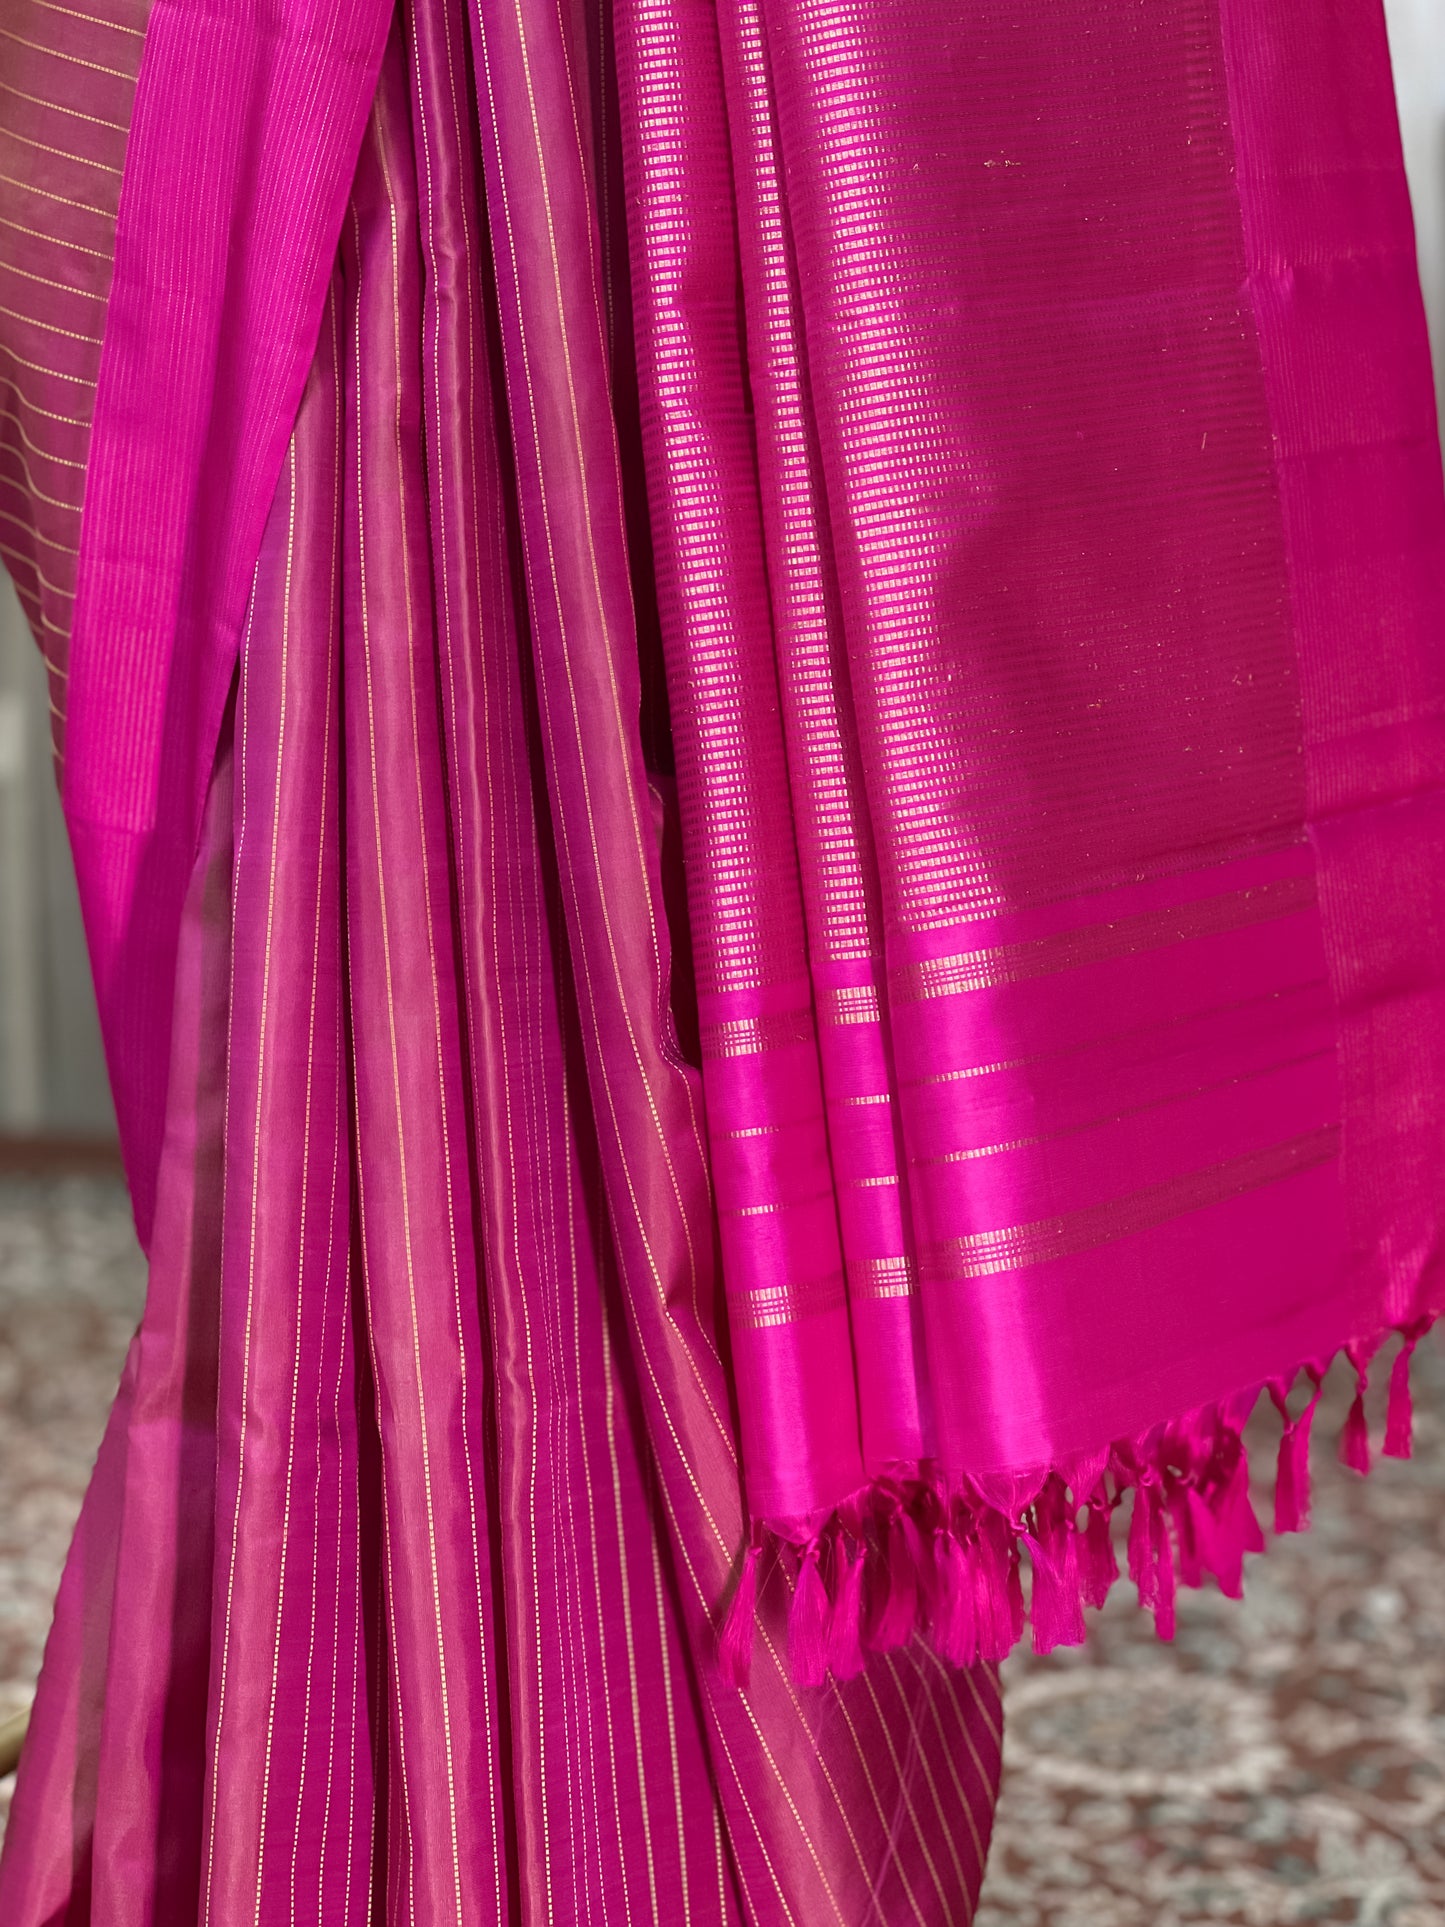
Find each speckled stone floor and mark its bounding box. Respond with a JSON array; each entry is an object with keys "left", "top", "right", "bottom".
[
  {"left": 977, "top": 1342, "right": 1445, "bottom": 1927},
  {"left": 1, "top": 1170, "right": 1443, "bottom": 1921},
  {"left": 0, "top": 1170, "right": 145, "bottom": 1841}
]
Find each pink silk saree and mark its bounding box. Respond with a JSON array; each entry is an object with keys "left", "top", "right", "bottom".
[{"left": 2, "top": 0, "right": 1445, "bottom": 1919}]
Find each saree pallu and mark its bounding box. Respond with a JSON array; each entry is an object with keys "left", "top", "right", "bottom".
[{"left": 2, "top": 0, "right": 1444, "bottom": 1919}]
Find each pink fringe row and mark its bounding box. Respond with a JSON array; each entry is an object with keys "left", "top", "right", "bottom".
[{"left": 715, "top": 1319, "right": 1436, "bottom": 1690}]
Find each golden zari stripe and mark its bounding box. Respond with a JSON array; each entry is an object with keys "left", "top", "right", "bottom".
[
  {"left": 700, "top": 1005, "right": 814, "bottom": 1058},
  {"left": 893, "top": 871, "right": 1317, "bottom": 1003},
  {"left": 728, "top": 1273, "right": 848, "bottom": 1330},
  {"left": 817, "top": 983, "right": 881, "bottom": 1025},
  {"left": 921, "top": 1124, "right": 1340, "bottom": 1281},
  {"left": 846, "top": 1253, "right": 917, "bottom": 1301}
]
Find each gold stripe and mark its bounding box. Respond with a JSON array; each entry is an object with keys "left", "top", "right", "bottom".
[
  {"left": 914, "top": 1045, "right": 1332, "bottom": 1171},
  {"left": 0, "top": 169, "right": 114, "bottom": 218},
  {"left": 649, "top": 1534, "right": 691, "bottom": 1927},
  {"left": 0, "top": 442, "right": 84, "bottom": 510},
  {"left": 727, "top": 1272, "right": 847, "bottom": 1330},
  {"left": 847, "top": 1253, "right": 917, "bottom": 1301},
  {"left": 371, "top": 112, "right": 466, "bottom": 1923},
  {"left": 202, "top": 547, "right": 283, "bottom": 1921},
  {"left": 922, "top": 1123, "right": 1339, "bottom": 1281},
  {"left": 602, "top": 1315, "right": 660, "bottom": 1926},
  {"left": 0, "top": 400, "right": 88, "bottom": 462},
  {"left": 0, "top": 502, "right": 79, "bottom": 552},
  {"left": 407, "top": 50, "right": 509, "bottom": 1898},
  {"left": 0, "top": 26, "right": 136, "bottom": 79},
  {"left": 894, "top": 872, "right": 1317, "bottom": 1003},
  {"left": 818, "top": 982, "right": 881, "bottom": 1025},
  {"left": 0, "top": 78, "right": 129, "bottom": 131},
  {"left": 700, "top": 1005, "right": 812, "bottom": 1058},
  {"left": 0, "top": 122, "right": 123, "bottom": 175},
  {"left": 0, "top": 298, "right": 103, "bottom": 345},
  {"left": 255, "top": 441, "right": 307, "bottom": 1917},
  {"left": 0, "top": 541, "right": 75, "bottom": 594},
  {"left": 723, "top": 1184, "right": 833, "bottom": 1220},
  {"left": 27, "top": 0, "right": 145, "bottom": 36},
  {"left": 0, "top": 366, "right": 93, "bottom": 421},
  {"left": 0, "top": 255, "right": 111, "bottom": 306}
]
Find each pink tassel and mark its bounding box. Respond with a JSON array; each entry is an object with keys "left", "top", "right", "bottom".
[
  {"left": 788, "top": 1540, "right": 830, "bottom": 1687},
  {"left": 1027, "top": 1477, "right": 1085, "bottom": 1653},
  {"left": 930, "top": 1529, "right": 977, "bottom": 1668},
  {"left": 1027, "top": 1528, "right": 1085, "bottom": 1654},
  {"left": 1127, "top": 1482, "right": 1176, "bottom": 1639},
  {"left": 1153, "top": 1501, "right": 1177, "bottom": 1642},
  {"left": 1339, "top": 1389, "right": 1370, "bottom": 1473},
  {"left": 1206, "top": 1438, "right": 1262, "bottom": 1599},
  {"left": 717, "top": 1542, "right": 760, "bottom": 1689},
  {"left": 1175, "top": 1486, "right": 1210, "bottom": 1592},
  {"left": 1385, "top": 1323, "right": 1430, "bottom": 1459},
  {"left": 971, "top": 1535, "right": 1003, "bottom": 1660},
  {"left": 1077, "top": 1499, "right": 1118, "bottom": 1609},
  {"left": 974, "top": 1510, "right": 1024, "bottom": 1659},
  {"left": 1270, "top": 1370, "right": 1321, "bottom": 1534},
  {"left": 827, "top": 1534, "right": 866, "bottom": 1679},
  {"left": 870, "top": 1505, "right": 922, "bottom": 1652},
  {"left": 1127, "top": 1478, "right": 1156, "bottom": 1605},
  {"left": 1339, "top": 1356, "right": 1371, "bottom": 1475}
]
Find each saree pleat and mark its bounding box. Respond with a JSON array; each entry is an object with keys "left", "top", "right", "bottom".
[
  {"left": 0, "top": 3, "right": 1004, "bottom": 1919},
  {"left": 457, "top": 0, "right": 1000, "bottom": 1910}
]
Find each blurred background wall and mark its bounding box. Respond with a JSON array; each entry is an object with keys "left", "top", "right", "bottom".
[
  {"left": 0, "top": 16, "right": 1442, "bottom": 1150},
  {"left": 0, "top": 580, "right": 112, "bottom": 1141},
  {"left": 1387, "top": 0, "right": 1445, "bottom": 415}
]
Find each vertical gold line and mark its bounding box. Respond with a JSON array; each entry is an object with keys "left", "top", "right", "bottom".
[
  {"left": 603, "top": 1314, "right": 663, "bottom": 1923},
  {"left": 254, "top": 434, "right": 312, "bottom": 1923},
  {"left": 416, "top": 20, "right": 508, "bottom": 1907},
  {"left": 314, "top": 289, "right": 349, "bottom": 1921},
  {"left": 649, "top": 1528, "right": 691, "bottom": 1927},
  {"left": 367, "top": 111, "right": 465, "bottom": 1925},
  {"left": 348, "top": 195, "right": 418, "bottom": 1927},
  {"left": 566, "top": 1113, "right": 638, "bottom": 1927},
  {"left": 287, "top": 349, "right": 344, "bottom": 1921},
  {"left": 558, "top": 1093, "right": 593, "bottom": 1916},
  {"left": 203, "top": 451, "right": 294, "bottom": 1926},
  {"left": 341, "top": 1244, "right": 363, "bottom": 1922},
  {"left": 313, "top": 1061, "right": 346, "bottom": 1921},
  {"left": 712, "top": 1799, "right": 728, "bottom": 1925}
]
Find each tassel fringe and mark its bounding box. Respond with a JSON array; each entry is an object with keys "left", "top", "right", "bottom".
[{"left": 715, "top": 1317, "right": 1437, "bottom": 1688}]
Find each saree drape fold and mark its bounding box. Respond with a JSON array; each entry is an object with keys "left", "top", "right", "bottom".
[{"left": 1, "top": 0, "right": 1444, "bottom": 1917}]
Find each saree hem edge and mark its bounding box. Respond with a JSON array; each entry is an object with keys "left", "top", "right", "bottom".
[{"left": 715, "top": 1309, "right": 1440, "bottom": 1690}]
